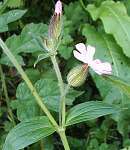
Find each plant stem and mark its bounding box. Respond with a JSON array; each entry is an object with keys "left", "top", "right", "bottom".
[
  {"left": 0, "top": 38, "right": 70, "bottom": 150},
  {"left": 79, "top": 0, "right": 88, "bottom": 13},
  {"left": 59, "top": 129, "right": 70, "bottom": 150},
  {"left": 51, "top": 56, "right": 65, "bottom": 127},
  {"left": 40, "top": 140, "right": 44, "bottom": 150},
  {"left": 0, "top": 64, "right": 16, "bottom": 126},
  {"left": 0, "top": 37, "right": 59, "bottom": 130}
]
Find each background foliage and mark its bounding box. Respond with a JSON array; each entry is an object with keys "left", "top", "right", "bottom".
[{"left": 0, "top": 0, "right": 130, "bottom": 149}]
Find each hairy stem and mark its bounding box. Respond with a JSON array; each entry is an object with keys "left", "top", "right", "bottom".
[
  {"left": 51, "top": 56, "right": 66, "bottom": 127},
  {"left": 0, "top": 64, "right": 16, "bottom": 126},
  {"left": 0, "top": 37, "right": 59, "bottom": 130},
  {"left": 59, "top": 129, "right": 70, "bottom": 150},
  {"left": 0, "top": 37, "right": 71, "bottom": 150}
]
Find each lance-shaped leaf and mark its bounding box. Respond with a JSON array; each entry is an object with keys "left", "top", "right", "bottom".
[
  {"left": 66, "top": 101, "right": 119, "bottom": 126},
  {"left": 3, "top": 116, "right": 56, "bottom": 150},
  {"left": 87, "top": 1, "right": 130, "bottom": 57}
]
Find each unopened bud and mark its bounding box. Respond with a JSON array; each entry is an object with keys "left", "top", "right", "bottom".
[
  {"left": 48, "top": 0, "right": 62, "bottom": 44},
  {"left": 67, "top": 64, "right": 88, "bottom": 87},
  {"left": 55, "top": 0, "right": 62, "bottom": 15}
]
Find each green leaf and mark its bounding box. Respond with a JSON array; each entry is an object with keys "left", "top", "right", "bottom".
[
  {"left": 25, "top": 68, "right": 41, "bottom": 83},
  {"left": 117, "top": 104, "right": 130, "bottom": 137},
  {"left": 11, "top": 81, "right": 39, "bottom": 121},
  {"left": 11, "top": 100, "right": 39, "bottom": 121},
  {"left": 66, "top": 101, "right": 119, "bottom": 126},
  {"left": 0, "top": 23, "right": 48, "bottom": 66},
  {"left": 35, "top": 79, "right": 83, "bottom": 111},
  {"left": 3, "top": 116, "right": 55, "bottom": 150},
  {"left": 64, "top": 1, "right": 86, "bottom": 33},
  {"left": 13, "top": 79, "right": 83, "bottom": 120},
  {"left": 58, "top": 17, "right": 73, "bottom": 59},
  {"left": 104, "top": 76, "right": 130, "bottom": 97},
  {"left": 0, "top": 9, "right": 26, "bottom": 32},
  {"left": 87, "top": 1, "right": 130, "bottom": 57},
  {"left": 7, "top": 0, "right": 23, "bottom": 8},
  {"left": 82, "top": 24, "right": 130, "bottom": 104}
]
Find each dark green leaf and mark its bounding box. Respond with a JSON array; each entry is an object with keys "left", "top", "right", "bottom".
[
  {"left": 7, "top": 0, "right": 23, "bottom": 8},
  {"left": 35, "top": 79, "right": 83, "bottom": 111},
  {"left": 87, "top": 1, "right": 130, "bottom": 57},
  {"left": 82, "top": 24, "right": 130, "bottom": 104},
  {"left": 0, "top": 23, "right": 48, "bottom": 66},
  {"left": 0, "top": 9, "right": 26, "bottom": 32},
  {"left": 104, "top": 76, "right": 130, "bottom": 97},
  {"left": 66, "top": 101, "right": 119, "bottom": 126},
  {"left": 58, "top": 17, "right": 73, "bottom": 59},
  {"left": 3, "top": 116, "right": 56, "bottom": 150}
]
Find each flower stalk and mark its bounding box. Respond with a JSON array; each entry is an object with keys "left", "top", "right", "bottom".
[
  {"left": 58, "top": 128, "right": 70, "bottom": 150},
  {"left": 50, "top": 56, "right": 66, "bottom": 127}
]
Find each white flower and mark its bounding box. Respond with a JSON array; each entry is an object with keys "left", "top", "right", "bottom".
[{"left": 73, "top": 43, "right": 112, "bottom": 75}]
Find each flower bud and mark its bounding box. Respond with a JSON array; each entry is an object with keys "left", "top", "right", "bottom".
[
  {"left": 48, "top": 0, "right": 62, "bottom": 44},
  {"left": 55, "top": 0, "right": 62, "bottom": 15},
  {"left": 67, "top": 64, "right": 88, "bottom": 87}
]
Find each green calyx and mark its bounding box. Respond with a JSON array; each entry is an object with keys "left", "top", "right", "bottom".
[{"left": 67, "top": 64, "right": 88, "bottom": 87}]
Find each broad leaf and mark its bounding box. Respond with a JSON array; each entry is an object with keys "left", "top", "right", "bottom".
[
  {"left": 0, "top": 23, "right": 48, "bottom": 66},
  {"left": 11, "top": 99, "right": 39, "bottom": 121},
  {"left": 82, "top": 24, "right": 130, "bottom": 104},
  {"left": 0, "top": 9, "right": 26, "bottom": 32},
  {"left": 3, "top": 116, "right": 56, "bottom": 150},
  {"left": 87, "top": 1, "right": 130, "bottom": 57},
  {"left": 35, "top": 79, "right": 83, "bottom": 111},
  {"left": 104, "top": 76, "right": 130, "bottom": 97},
  {"left": 7, "top": 0, "right": 23, "bottom": 8},
  {"left": 13, "top": 78, "right": 83, "bottom": 121},
  {"left": 64, "top": 1, "right": 86, "bottom": 33},
  {"left": 66, "top": 101, "right": 119, "bottom": 126},
  {"left": 117, "top": 104, "right": 130, "bottom": 137}
]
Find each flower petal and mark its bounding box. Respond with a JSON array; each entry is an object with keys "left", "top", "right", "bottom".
[
  {"left": 73, "top": 50, "right": 88, "bottom": 63},
  {"left": 75, "top": 43, "right": 86, "bottom": 54},
  {"left": 86, "top": 45, "right": 95, "bottom": 63},
  {"left": 90, "top": 59, "right": 112, "bottom": 75}
]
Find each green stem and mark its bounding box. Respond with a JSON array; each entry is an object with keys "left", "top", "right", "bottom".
[
  {"left": 40, "top": 140, "right": 44, "bottom": 150},
  {"left": 0, "top": 64, "right": 16, "bottom": 126},
  {"left": 0, "top": 37, "right": 59, "bottom": 130},
  {"left": 79, "top": 0, "right": 88, "bottom": 12},
  {"left": 59, "top": 129, "right": 70, "bottom": 150},
  {"left": 51, "top": 56, "right": 65, "bottom": 127}
]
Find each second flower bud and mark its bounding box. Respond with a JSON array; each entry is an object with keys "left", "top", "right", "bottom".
[{"left": 67, "top": 64, "right": 88, "bottom": 87}]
